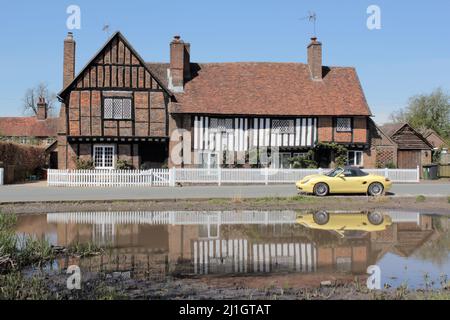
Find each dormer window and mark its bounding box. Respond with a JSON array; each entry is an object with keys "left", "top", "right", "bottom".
[
  {"left": 336, "top": 118, "right": 352, "bottom": 132},
  {"left": 104, "top": 97, "right": 132, "bottom": 120}
]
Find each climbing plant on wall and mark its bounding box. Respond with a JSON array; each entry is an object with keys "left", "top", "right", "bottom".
[{"left": 289, "top": 143, "right": 349, "bottom": 169}]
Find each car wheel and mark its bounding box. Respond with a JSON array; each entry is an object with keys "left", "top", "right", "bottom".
[
  {"left": 313, "top": 211, "right": 330, "bottom": 225},
  {"left": 314, "top": 183, "right": 329, "bottom": 197},
  {"left": 368, "top": 182, "right": 384, "bottom": 196},
  {"left": 368, "top": 212, "right": 384, "bottom": 225}
]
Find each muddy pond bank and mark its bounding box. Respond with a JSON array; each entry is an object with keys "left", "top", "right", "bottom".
[{"left": 3, "top": 271, "right": 450, "bottom": 300}]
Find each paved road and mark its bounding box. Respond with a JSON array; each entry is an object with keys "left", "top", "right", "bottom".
[{"left": 0, "top": 182, "right": 450, "bottom": 203}]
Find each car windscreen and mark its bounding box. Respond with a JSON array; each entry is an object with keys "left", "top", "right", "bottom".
[{"left": 325, "top": 168, "right": 344, "bottom": 177}]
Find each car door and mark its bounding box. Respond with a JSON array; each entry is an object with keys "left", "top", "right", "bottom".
[
  {"left": 340, "top": 169, "right": 368, "bottom": 193},
  {"left": 328, "top": 169, "right": 349, "bottom": 193}
]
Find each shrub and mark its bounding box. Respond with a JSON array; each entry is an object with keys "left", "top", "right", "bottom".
[
  {"left": 314, "top": 142, "right": 349, "bottom": 168},
  {"left": 385, "top": 162, "right": 397, "bottom": 169},
  {"left": 0, "top": 142, "right": 47, "bottom": 183},
  {"left": 74, "top": 158, "right": 94, "bottom": 170},
  {"left": 116, "top": 159, "right": 133, "bottom": 170},
  {"left": 377, "top": 161, "right": 397, "bottom": 169},
  {"left": 289, "top": 143, "right": 348, "bottom": 169},
  {"left": 289, "top": 151, "right": 318, "bottom": 169}
]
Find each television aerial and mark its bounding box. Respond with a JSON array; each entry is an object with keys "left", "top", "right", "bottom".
[{"left": 300, "top": 11, "right": 317, "bottom": 37}]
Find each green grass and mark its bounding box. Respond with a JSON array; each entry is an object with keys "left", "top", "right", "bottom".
[
  {"left": 289, "top": 195, "right": 317, "bottom": 203},
  {"left": 68, "top": 242, "right": 105, "bottom": 258},
  {"left": 416, "top": 195, "right": 427, "bottom": 203},
  {"left": 0, "top": 272, "right": 54, "bottom": 300},
  {"left": 245, "top": 196, "right": 317, "bottom": 205}
]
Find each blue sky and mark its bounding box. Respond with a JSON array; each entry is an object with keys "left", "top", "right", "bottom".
[{"left": 0, "top": 0, "right": 449, "bottom": 123}]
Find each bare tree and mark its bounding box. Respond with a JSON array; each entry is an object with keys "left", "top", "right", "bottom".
[{"left": 22, "top": 83, "right": 57, "bottom": 116}]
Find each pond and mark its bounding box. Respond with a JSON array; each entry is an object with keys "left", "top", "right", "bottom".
[{"left": 15, "top": 210, "right": 450, "bottom": 290}]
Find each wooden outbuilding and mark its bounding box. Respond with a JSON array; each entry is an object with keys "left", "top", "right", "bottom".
[{"left": 380, "top": 123, "right": 433, "bottom": 169}]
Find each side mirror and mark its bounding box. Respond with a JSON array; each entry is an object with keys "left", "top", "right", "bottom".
[{"left": 338, "top": 174, "right": 345, "bottom": 179}]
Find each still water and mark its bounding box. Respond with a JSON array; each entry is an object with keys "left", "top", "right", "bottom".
[{"left": 16, "top": 210, "right": 450, "bottom": 289}]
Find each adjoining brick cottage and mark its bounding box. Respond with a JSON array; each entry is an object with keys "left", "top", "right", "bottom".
[
  {"left": 57, "top": 32, "right": 390, "bottom": 170},
  {"left": 0, "top": 98, "right": 59, "bottom": 169},
  {"left": 0, "top": 98, "right": 57, "bottom": 147}
]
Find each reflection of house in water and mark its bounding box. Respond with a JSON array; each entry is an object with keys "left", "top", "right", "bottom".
[
  {"left": 370, "top": 212, "right": 437, "bottom": 259},
  {"left": 14, "top": 211, "right": 447, "bottom": 278}
]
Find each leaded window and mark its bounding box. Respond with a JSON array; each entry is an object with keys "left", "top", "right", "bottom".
[
  {"left": 336, "top": 118, "right": 352, "bottom": 132},
  {"left": 210, "top": 118, "right": 233, "bottom": 133},
  {"left": 272, "top": 119, "right": 294, "bottom": 134},
  {"left": 104, "top": 98, "right": 132, "bottom": 120}
]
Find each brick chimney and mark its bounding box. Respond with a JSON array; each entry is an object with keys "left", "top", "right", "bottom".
[
  {"left": 169, "top": 35, "right": 191, "bottom": 92},
  {"left": 63, "top": 32, "right": 76, "bottom": 88},
  {"left": 307, "top": 37, "right": 322, "bottom": 80},
  {"left": 36, "top": 97, "right": 47, "bottom": 120}
]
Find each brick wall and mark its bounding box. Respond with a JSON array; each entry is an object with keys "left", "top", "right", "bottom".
[
  {"left": 318, "top": 117, "right": 333, "bottom": 142},
  {"left": 364, "top": 146, "right": 397, "bottom": 169},
  {"left": 365, "top": 119, "right": 398, "bottom": 168},
  {"left": 318, "top": 117, "right": 368, "bottom": 144},
  {"left": 353, "top": 117, "right": 367, "bottom": 143},
  {"left": 168, "top": 113, "right": 192, "bottom": 168}
]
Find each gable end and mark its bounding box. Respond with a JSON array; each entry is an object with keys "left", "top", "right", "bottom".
[{"left": 59, "top": 32, "right": 173, "bottom": 98}]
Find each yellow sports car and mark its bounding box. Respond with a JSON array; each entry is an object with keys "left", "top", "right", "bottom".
[
  {"left": 296, "top": 211, "right": 393, "bottom": 237},
  {"left": 296, "top": 166, "right": 392, "bottom": 197}
]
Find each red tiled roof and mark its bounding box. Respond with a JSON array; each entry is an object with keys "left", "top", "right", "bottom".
[
  {"left": 379, "top": 123, "right": 406, "bottom": 137},
  {"left": 169, "top": 62, "right": 372, "bottom": 116},
  {"left": 0, "top": 117, "right": 58, "bottom": 137}
]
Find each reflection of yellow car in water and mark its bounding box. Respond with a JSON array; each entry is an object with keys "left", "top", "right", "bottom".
[
  {"left": 296, "top": 211, "right": 393, "bottom": 238},
  {"left": 296, "top": 166, "right": 393, "bottom": 197}
]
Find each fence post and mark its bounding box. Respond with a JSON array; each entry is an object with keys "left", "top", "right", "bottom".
[
  {"left": 318, "top": 168, "right": 323, "bottom": 175},
  {"left": 0, "top": 167, "right": 4, "bottom": 186},
  {"left": 265, "top": 167, "right": 269, "bottom": 186},
  {"left": 218, "top": 167, "right": 222, "bottom": 186},
  {"left": 384, "top": 168, "right": 389, "bottom": 178},
  {"left": 417, "top": 166, "right": 421, "bottom": 183},
  {"left": 169, "top": 168, "right": 176, "bottom": 187}
]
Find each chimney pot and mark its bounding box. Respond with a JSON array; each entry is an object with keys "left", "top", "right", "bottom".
[{"left": 66, "top": 32, "right": 74, "bottom": 41}]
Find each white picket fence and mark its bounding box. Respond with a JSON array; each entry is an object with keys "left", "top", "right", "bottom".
[
  {"left": 0, "top": 168, "right": 4, "bottom": 186},
  {"left": 47, "top": 169, "right": 171, "bottom": 187},
  {"left": 47, "top": 167, "right": 420, "bottom": 187}
]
